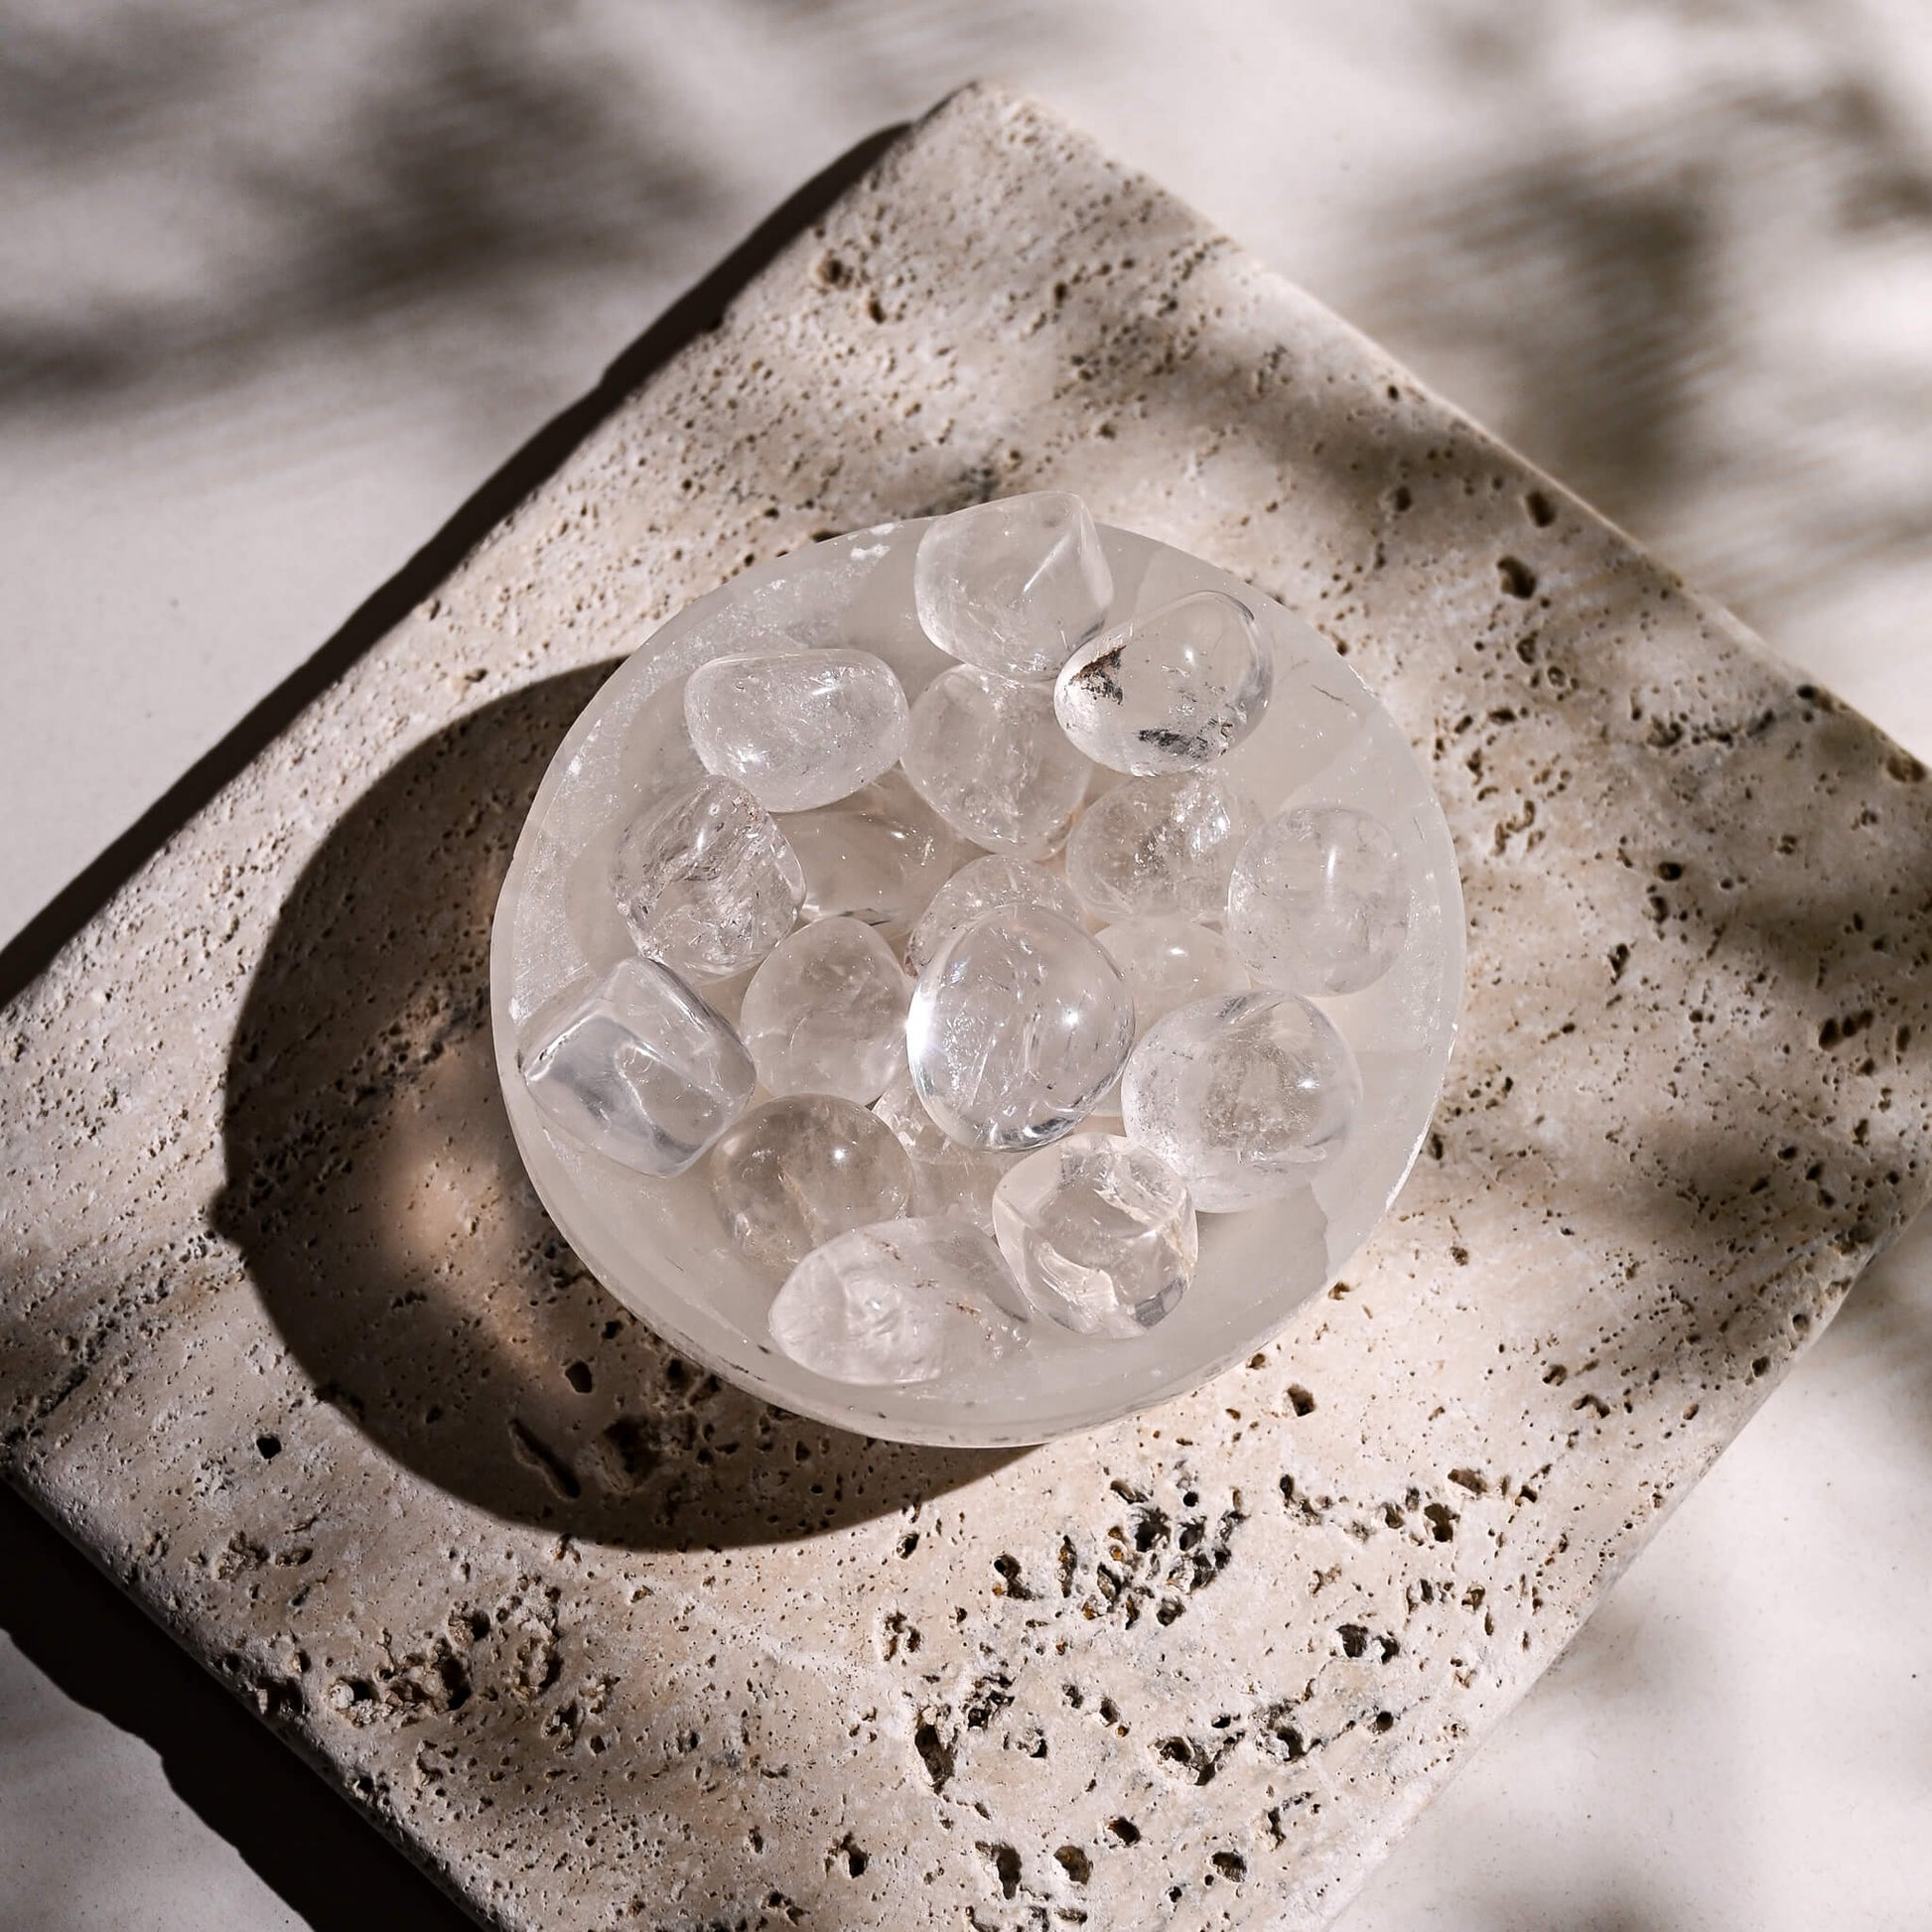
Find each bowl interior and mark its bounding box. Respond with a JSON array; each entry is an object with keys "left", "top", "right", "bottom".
[{"left": 489, "top": 518, "right": 1464, "bottom": 1447}]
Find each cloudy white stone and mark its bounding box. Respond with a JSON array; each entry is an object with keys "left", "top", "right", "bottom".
[
  {"left": 780, "top": 769, "right": 973, "bottom": 927},
  {"left": 902, "top": 855, "right": 1085, "bottom": 977},
  {"left": 612, "top": 775, "right": 804, "bottom": 981},
  {"left": 906, "top": 903, "right": 1134, "bottom": 1151},
  {"left": 738, "top": 916, "right": 911, "bottom": 1103},
  {"left": 767, "top": 1217, "right": 1029, "bottom": 1385},
  {"left": 1064, "top": 769, "right": 1261, "bottom": 923},
  {"left": 1121, "top": 991, "right": 1361, "bottom": 1211},
  {"left": 991, "top": 1133, "right": 1196, "bottom": 1337},
  {"left": 707, "top": 1093, "right": 914, "bottom": 1275},
  {"left": 684, "top": 646, "right": 909, "bottom": 811},
  {"left": 1053, "top": 590, "right": 1273, "bottom": 773},
  {"left": 1097, "top": 916, "right": 1250, "bottom": 1039},
  {"left": 900, "top": 663, "right": 1093, "bottom": 855},
  {"left": 518, "top": 957, "right": 755, "bottom": 1177},
  {"left": 1227, "top": 802, "right": 1411, "bottom": 996},
  {"left": 913, "top": 489, "right": 1113, "bottom": 683}
]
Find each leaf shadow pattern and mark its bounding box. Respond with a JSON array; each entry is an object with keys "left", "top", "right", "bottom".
[{"left": 214, "top": 668, "right": 1019, "bottom": 1548}]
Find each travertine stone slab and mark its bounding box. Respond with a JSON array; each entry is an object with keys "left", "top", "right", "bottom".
[{"left": 5, "top": 84, "right": 1932, "bottom": 1932}]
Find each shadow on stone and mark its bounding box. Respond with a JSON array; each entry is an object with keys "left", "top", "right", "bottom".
[{"left": 216, "top": 670, "right": 1019, "bottom": 1547}]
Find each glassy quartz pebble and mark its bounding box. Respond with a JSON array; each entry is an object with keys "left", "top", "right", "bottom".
[
  {"left": 768, "top": 1217, "right": 1028, "bottom": 1385},
  {"left": 873, "top": 1066, "right": 1016, "bottom": 1229},
  {"left": 901, "top": 664, "right": 1093, "bottom": 855},
  {"left": 519, "top": 957, "right": 755, "bottom": 1177},
  {"left": 708, "top": 1094, "right": 913, "bottom": 1274},
  {"left": 780, "top": 769, "right": 972, "bottom": 926},
  {"left": 1053, "top": 591, "right": 1273, "bottom": 774},
  {"left": 1227, "top": 803, "right": 1411, "bottom": 996},
  {"left": 1122, "top": 991, "right": 1361, "bottom": 1211},
  {"left": 903, "top": 855, "right": 1085, "bottom": 977},
  {"left": 612, "top": 775, "right": 803, "bottom": 981},
  {"left": 1064, "top": 769, "right": 1261, "bottom": 923},
  {"left": 907, "top": 904, "right": 1134, "bottom": 1151},
  {"left": 913, "top": 490, "right": 1114, "bottom": 683},
  {"left": 992, "top": 1134, "right": 1196, "bottom": 1337},
  {"left": 1098, "top": 916, "right": 1249, "bottom": 1038},
  {"left": 684, "top": 647, "right": 908, "bottom": 812},
  {"left": 738, "top": 917, "right": 911, "bottom": 1103}
]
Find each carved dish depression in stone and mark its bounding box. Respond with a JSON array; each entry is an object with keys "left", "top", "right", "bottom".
[{"left": 489, "top": 515, "right": 1464, "bottom": 1445}]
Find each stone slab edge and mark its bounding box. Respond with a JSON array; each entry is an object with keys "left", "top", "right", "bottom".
[{"left": 5, "top": 82, "right": 1932, "bottom": 1932}]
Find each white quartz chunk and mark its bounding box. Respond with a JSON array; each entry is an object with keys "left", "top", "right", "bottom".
[
  {"left": 1063, "top": 769, "right": 1261, "bottom": 923},
  {"left": 906, "top": 903, "right": 1134, "bottom": 1151},
  {"left": 903, "top": 855, "right": 1085, "bottom": 977},
  {"left": 1227, "top": 802, "right": 1411, "bottom": 995},
  {"left": 738, "top": 916, "right": 911, "bottom": 1104},
  {"left": 768, "top": 1217, "right": 1028, "bottom": 1385},
  {"left": 518, "top": 957, "right": 755, "bottom": 1177},
  {"left": 612, "top": 775, "right": 804, "bottom": 981},
  {"left": 1121, "top": 991, "right": 1360, "bottom": 1211},
  {"left": 708, "top": 1093, "right": 914, "bottom": 1274},
  {"left": 992, "top": 1133, "right": 1196, "bottom": 1337},
  {"left": 1098, "top": 916, "right": 1249, "bottom": 1039},
  {"left": 873, "top": 1066, "right": 1018, "bottom": 1230},
  {"left": 684, "top": 646, "right": 908, "bottom": 811},
  {"left": 913, "top": 490, "right": 1113, "bottom": 683},
  {"left": 900, "top": 663, "right": 1093, "bottom": 855},
  {"left": 780, "top": 769, "right": 972, "bottom": 927},
  {"left": 1052, "top": 591, "right": 1272, "bottom": 773}
]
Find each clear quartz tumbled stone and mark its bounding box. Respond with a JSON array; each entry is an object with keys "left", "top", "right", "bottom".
[
  {"left": 1121, "top": 991, "right": 1361, "bottom": 1211},
  {"left": 906, "top": 904, "right": 1134, "bottom": 1151},
  {"left": 518, "top": 957, "right": 755, "bottom": 1177},
  {"left": 1052, "top": 591, "right": 1273, "bottom": 774},
  {"left": 738, "top": 916, "right": 911, "bottom": 1104},
  {"left": 1227, "top": 803, "right": 1411, "bottom": 996},
  {"left": 913, "top": 490, "right": 1114, "bottom": 683},
  {"left": 903, "top": 855, "right": 1085, "bottom": 977},
  {"left": 780, "top": 769, "right": 972, "bottom": 927},
  {"left": 708, "top": 1093, "right": 914, "bottom": 1275},
  {"left": 991, "top": 1133, "right": 1196, "bottom": 1337},
  {"left": 612, "top": 775, "right": 804, "bottom": 981},
  {"left": 684, "top": 647, "right": 909, "bottom": 812},
  {"left": 768, "top": 1216, "right": 1029, "bottom": 1385},
  {"left": 1098, "top": 916, "right": 1250, "bottom": 1040},
  {"left": 873, "top": 1066, "right": 1017, "bottom": 1229},
  {"left": 900, "top": 664, "right": 1093, "bottom": 856},
  {"left": 1064, "top": 769, "right": 1261, "bottom": 923}
]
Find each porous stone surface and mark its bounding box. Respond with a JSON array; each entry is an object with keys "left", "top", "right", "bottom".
[{"left": 5, "top": 81, "right": 1932, "bottom": 1932}]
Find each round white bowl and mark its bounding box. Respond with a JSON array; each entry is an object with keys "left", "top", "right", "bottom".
[{"left": 490, "top": 517, "right": 1463, "bottom": 1447}]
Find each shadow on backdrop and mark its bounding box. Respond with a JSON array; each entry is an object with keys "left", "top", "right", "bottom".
[{"left": 214, "top": 671, "right": 1018, "bottom": 1546}]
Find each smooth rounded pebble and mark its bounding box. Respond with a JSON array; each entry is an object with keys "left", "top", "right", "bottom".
[
  {"left": 780, "top": 769, "right": 973, "bottom": 927},
  {"left": 903, "top": 855, "right": 1085, "bottom": 977},
  {"left": 1122, "top": 990, "right": 1361, "bottom": 1211},
  {"left": 708, "top": 1094, "right": 914, "bottom": 1274},
  {"left": 684, "top": 647, "right": 908, "bottom": 811},
  {"left": 738, "top": 916, "right": 911, "bottom": 1103},
  {"left": 1064, "top": 769, "right": 1261, "bottom": 923},
  {"left": 872, "top": 1066, "right": 1019, "bottom": 1230},
  {"left": 1098, "top": 916, "right": 1250, "bottom": 1039},
  {"left": 1053, "top": 590, "right": 1272, "bottom": 773}
]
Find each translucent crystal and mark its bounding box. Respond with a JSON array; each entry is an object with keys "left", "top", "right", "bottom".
[
  {"left": 913, "top": 490, "right": 1114, "bottom": 683},
  {"left": 873, "top": 1065, "right": 1017, "bottom": 1229},
  {"left": 1063, "top": 769, "right": 1261, "bottom": 923},
  {"left": 1052, "top": 591, "right": 1273, "bottom": 774},
  {"left": 768, "top": 1217, "right": 1028, "bottom": 1385},
  {"left": 906, "top": 904, "right": 1134, "bottom": 1151},
  {"left": 1097, "top": 916, "right": 1249, "bottom": 1038},
  {"left": 1121, "top": 992, "right": 1361, "bottom": 1211},
  {"left": 613, "top": 776, "right": 803, "bottom": 981},
  {"left": 738, "top": 916, "right": 911, "bottom": 1103},
  {"left": 992, "top": 1134, "right": 1196, "bottom": 1337},
  {"left": 903, "top": 855, "right": 1085, "bottom": 977},
  {"left": 901, "top": 665, "right": 1093, "bottom": 856},
  {"left": 1227, "top": 803, "right": 1411, "bottom": 996},
  {"left": 708, "top": 1094, "right": 913, "bottom": 1274},
  {"left": 518, "top": 957, "right": 755, "bottom": 1177},
  {"left": 780, "top": 769, "right": 972, "bottom": 927},
  {"left": 684, "top": 647, "right": 908, "bottom": 812}
]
